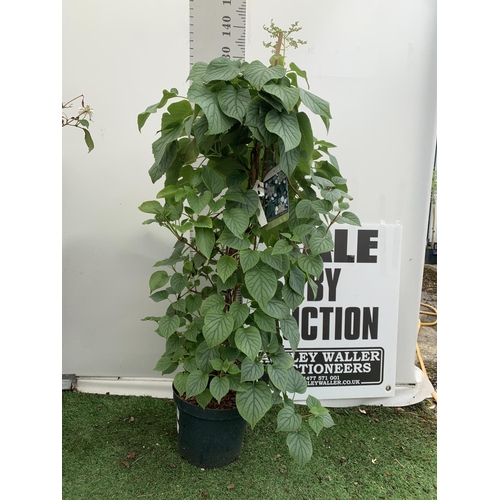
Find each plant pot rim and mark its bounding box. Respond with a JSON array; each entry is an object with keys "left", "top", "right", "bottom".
[{"left": 173, "top": 387, "right": 242, "bottom": 419}]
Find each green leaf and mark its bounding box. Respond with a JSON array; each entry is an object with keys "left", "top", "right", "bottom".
[
  {"left": 286, "top": 428, "right": 313, "bottom": 466},
  {"left": 298, "top": 112, "right": 314, "bottom": 159},
  {"left": 307, "top": 275, "right": 319, "bottom": 300},
  {"left": 273, "top": 349, "right": 295, "bottom": 369},
  {"left": 217, "top": 85, "right": 251, "bottom": 121},
  {"left": 299, "top": 88, "right": 332, "bottom": 119},
  {"left": 202, "top": 310, "right": 234, "bottom": 348},
  {"left": 187, "top": 190, "right": 212, "bottom": 213},
  {"left": 138, "top": 200, "right": 164, "bottom": 215},
  {"left": 186, "top": 370, "right": 210, "bottom": 398},
  {"left": 243, "top": 60, "right": 286, "bottom": 90},
  {"left": 280, "top": 314, "right": 301, "bottom": 351},
  {"left": 195, "top": 227, "right": 215, "bottom": 259},
  {"left": 295, "top": 199, "right": 315, "bottom": 219},
  {"left": 210, "top": 358, "right": 224, "bottom": 371},
  {"left": 279, "top": 142, "right": 300, "bottom": 177},
  {"left": 227, "top": 373, "right": 248, "bottom": 392},
  {"left": 223, "top": 189, "right": 246, "bottom": 204},
  {"left": 235, "top": 326, "right": 261, "bottom": 359},
  {"left": 311, "top": 199, "right": 333, "bottom": 214},
  {"left": 170, "top": 272, "right": 188, "bottom": 294},
  {"left": 308, "top": 229, "right": 334, "bottom": 256},
  {"left": 267, "top": 364, "right": 289, "bottom": 392},
  {"left": 310, "top": 406, "right": 328, "bottom": 415},
  {"left": 193, "top": 215, "right": 212, "bottom": 228},
  {"left": 289, "top": 62, "right": 310, "bottom": 89},
  {"left": 336, "top": 211, "right": 362, "bottom": 227},
  {"left": 210, "top": 376, "right": 230, "bottom": 404},
  {"left": 217, "top": 228, "right": 252, "bottom": 250},
  {"left": 149, "top": 270, "right": 169, "bottom": 293},
  {"left": 240, "top": 357, "right": 265, "bottom": 382},
  {"left": 289, "top": 266, "right": 306, "bottom": 295},
  {"left": 141, "top": 316, "right": 161, "bottom": 322},
  {"left": 239, "top": 249, "right": 260, "bottom": 272},
  {"left": 320, "top": 411, "right": 335, "bottom": 428},
  {"left": 223, "top": 208, "right": 250, "bottom": 238},
  {"left": 227, "top": 362, "right": 241, "bottom": 375},
  {"left": 260, "top": 249, "right": 287, "bottom": 274},
  {"left": 205, "top": 57, "right": 241, "bottom": 81},
  {"left": 154, "top": 354, "right": 176, "bottom": 373},
  {"left": 244, "top": 263, "right": 278, "bottom": 305},
  {"left": 262, "top": 298, "right": 289, "bottom": 319},
  {"left": 321, "top": 188, "right": 344, "bottom": 204},
  {"left": 187, "top": 81, "right": 236, "bottom": 135},
  {"left": 83, "top": 129, "right": 94, "bottom": 153},
  {"left": 200, "top": 294, "right": 225, "bottom": 315},
  {"left": 151, "top": 124, "right": 183, "bottom": 165},
  {"left": 173, "top": 372, "right": 188, "bottom": 395},
  {"left": 138, "top": 89, "right": 178, "bottom": 132},
  {"left": 311, "top": 174, "right": 334, "bottom": 189},
  {"left": 282, "top": 283, "right": 303, "bottom": 311},
  {"left": 161, "top": 100, "right": 193, "bottom": 130},
  {"left": 292, "top": 224, "right": 314, "bottom": 239},
  {"left": 202, "top": 167, "right": 225, "bottom": 195},
  {"left": 156, "top": 185, "right": 178, "bottom": 199},
  {"left": 196, "top": 389, "right": 213, "bottom": 409},
  {"left": 297, "top": 253, "right": 324, "bottom": 278},
  {"left": 187, "top": 61, "right": 208, "bottom": 82},
  {"left": 165, "top": 335, "right": 183, "bottom": 357},
  {"left": 262, "top": 83, "right": 300, "bottom": 112},
  {"left": 229, "top": 301, "right": 250, "bottom": 329},
  {"left": 306, "top": 395, "right": 322, "bottom": 409},
  {"left": 149, "top": 290, "right": 170, "bottom": 302},
  {"left": 183, "top": 356, "right": 198, "bottom": 372},
  {"left": 149, "top": 141, "right": 179, "bottom": 184},
  {"left": 272, "top": 239, "right": 294, "bottom": 255},
  {"left": 264, "top": 110, "right": 301, "bottom": 152},
  {"left": 308, "top": 414, "right": 325, "bottom": 436},
  {"left": 217, "top": 255, "right": 238, "bottom": 283},
  {"left": 253, "top": 309, "right": 277, "bottom": 333},
  {"left": 236, "top": 381, "right": 272, "bottom": 428},
  {"left": 286, "top": 368, "right": 308, "bottom": 394},
  {"left": 158, "top": 315, "right": 180, "bottom": 339},
  {"left": 185, "top": 294, "right": 202, "bottom": 313},
  {"left": 239, "top": 189, "right": 261, "bottom": 216},
  {"left": 277, "top": 405, "right": 302, "bottom": 432},
  {"left": 195, "top": 341, "right": 220, "bottom": 373}
]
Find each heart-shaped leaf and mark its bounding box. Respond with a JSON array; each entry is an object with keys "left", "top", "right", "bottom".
[
  {"left": 202, "top": 310, "right": 234, "bottom": 348},
  {"left": 243, "top": 60, "right": 286, "bottom": 90},
  {"left": 236, "top": 381, "right": 272, "bottom": 428}
]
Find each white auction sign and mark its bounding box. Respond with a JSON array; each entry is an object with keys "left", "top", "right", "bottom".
[{"left": 286, "top": 223, "right": 402, "bottom": 401}]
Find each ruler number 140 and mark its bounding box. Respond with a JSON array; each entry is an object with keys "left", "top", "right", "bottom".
[{"left": 222, "top": 13, "right": 231, "bottom": 57}]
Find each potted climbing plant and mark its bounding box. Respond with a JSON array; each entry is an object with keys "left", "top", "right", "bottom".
[{"left": 138, "top": 22, "right": 360, "bottom": 467}]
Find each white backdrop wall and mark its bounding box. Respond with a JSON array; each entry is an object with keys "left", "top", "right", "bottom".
[{"left": 62, "top": 1, "right": 436, "bottom": 386}]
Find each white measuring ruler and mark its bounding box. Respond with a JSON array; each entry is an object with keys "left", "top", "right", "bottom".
[{"left": 189, "top": 0, "right": 247, "bottom": 65}]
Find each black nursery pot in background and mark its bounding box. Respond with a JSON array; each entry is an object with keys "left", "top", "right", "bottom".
[{"left": 173, "top": 390, "right": 247, "bottom": 468}]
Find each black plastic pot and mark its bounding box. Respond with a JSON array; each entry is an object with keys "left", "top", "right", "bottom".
[
  {"left": 425, "top": 244, "right": 437, "bottom": 265},
  {"left": 173, "top": 390, "right": 247, "bottom": 468}
]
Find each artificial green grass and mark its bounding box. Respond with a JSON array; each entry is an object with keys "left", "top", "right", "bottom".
[{"left": 62, "top": 392, "right": 436, "bottom": 500}]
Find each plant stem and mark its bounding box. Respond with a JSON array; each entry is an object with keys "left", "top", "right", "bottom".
[{"left": 272, "top": 32, "right": 283, "bottom": 66}]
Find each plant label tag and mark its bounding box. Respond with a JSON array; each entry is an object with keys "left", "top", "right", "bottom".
[
  {"left": 252, "top": 180, "right": 268, "bottom": 227},
  {"left": 262, "top": 165, "right": 289, "bottom": 230}
]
